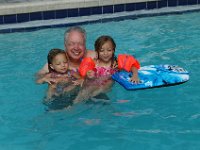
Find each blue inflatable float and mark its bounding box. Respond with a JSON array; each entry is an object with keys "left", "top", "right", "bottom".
[{"left": 112, "top": 64, "right": 189, "bottom": 90}]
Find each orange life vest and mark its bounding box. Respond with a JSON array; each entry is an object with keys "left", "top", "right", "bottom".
[
  {"left": 79, "top": 57, "right": 95, "bottom": 77},
  {"left": 117, "top": 54, "right": 140, "bottom": 72}
]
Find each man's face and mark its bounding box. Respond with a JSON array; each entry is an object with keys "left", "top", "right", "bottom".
[{"left": 65, "top": 31, "right": 86, "bottom": 61}]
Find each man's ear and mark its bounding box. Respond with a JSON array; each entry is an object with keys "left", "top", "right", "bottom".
[{"left": 64, "top": 41, "right": 67, "bottom": 48}]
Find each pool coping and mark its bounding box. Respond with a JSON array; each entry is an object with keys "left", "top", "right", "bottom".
[
  {"left": 0, "top": 0, "right": 159, "bottom": 15},
  {"left": 0, "top": 0, "right": 200, "bottom": 33}
]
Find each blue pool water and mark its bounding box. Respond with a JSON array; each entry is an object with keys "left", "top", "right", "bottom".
[{"left": 0, "top": 11, "right": 200, "bottom": 150}]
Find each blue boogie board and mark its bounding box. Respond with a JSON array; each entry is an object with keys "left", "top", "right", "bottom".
[{"left": 112, "top": 65, "right": 189, "bottom": 90}]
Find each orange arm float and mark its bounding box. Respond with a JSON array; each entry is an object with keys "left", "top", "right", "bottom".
[
  {"left": 79, "top": 57, "right": 95, "bottom": 77},
  {"left": 118, "top": 54, "right": 140, "bottom": 72}
]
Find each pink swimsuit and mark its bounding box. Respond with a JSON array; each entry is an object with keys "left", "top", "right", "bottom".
[
  {"left": 86, "top": 66, "right": 116, "bottom": 86},
  {"left": 95, "top": 66, "right": 116, "bottom": 78}
]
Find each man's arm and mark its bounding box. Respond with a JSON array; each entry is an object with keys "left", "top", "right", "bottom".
[
  {"left": 35, "top": 63, "right": 49, "bottom": 83},
  {"left": 37, "top": 63, "right": 49, "bottom": 76},
  {"left": 36, "top": 73, "right": 52, "bottom": 84}
]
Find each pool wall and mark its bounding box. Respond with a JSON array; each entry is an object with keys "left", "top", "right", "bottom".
[{"left": 0, "top": 0, "right": 200, "bottom": 33}]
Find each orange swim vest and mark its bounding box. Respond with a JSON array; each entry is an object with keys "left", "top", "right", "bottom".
[
  {"left": 79, "top": 57, "right": 95, "bottom": 77},
  {"left": 117, "top": 54, "right": 140, "bottom": 72}
]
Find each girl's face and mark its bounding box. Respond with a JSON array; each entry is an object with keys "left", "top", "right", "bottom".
[
  {"left": 50, "top": 53, "right": 69, "bottom": 73},
  {"left": 98, "top": 41, "right": 114, "bottom": 64}
]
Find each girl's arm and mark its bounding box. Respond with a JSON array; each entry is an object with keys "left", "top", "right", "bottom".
[
  {"left": 130, "top": 66, "right": 140, "bottom": 83},
  {"left": 117, "top": 54, "right": 140, "bottom": 83}
]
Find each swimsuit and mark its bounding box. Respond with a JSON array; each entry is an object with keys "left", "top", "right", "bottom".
[
  {"left": 85, "top": 65, "right": 116, "bottom": 86},
  {"left": 95, "top": 66, "right": 116, "bottom": 78},
  {"left": 50, "top": 70, "right": 76, "bottom": 93}
]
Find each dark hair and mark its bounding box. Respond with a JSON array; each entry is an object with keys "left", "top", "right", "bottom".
[
  {"left": 47, "top": 48, "right": 66, "bottom": 73},
  {"left": 94, "top": 35, "right": 116, "bottom": 67}
]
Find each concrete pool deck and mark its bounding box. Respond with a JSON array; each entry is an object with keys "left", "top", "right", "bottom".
[
  {"left": 0, "top": 0, "right": 153, "bottom": 15},
  {"left": 1, "top": 0, "right": 200, "bottom": 16},
  {"left": 0, "top": 0, "right": 200, "bottom": 33}
]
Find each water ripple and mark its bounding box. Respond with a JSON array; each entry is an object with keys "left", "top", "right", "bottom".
[{"left": 190, "top": 113, "right": 200, "bottom": 120}]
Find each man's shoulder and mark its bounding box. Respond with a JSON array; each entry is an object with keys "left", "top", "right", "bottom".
[
  {"left": 86, "top": 50, "right": 97, "bottom": 59},
  {"left": 87, "top": 49, "right": 95, "bottom": 54}
]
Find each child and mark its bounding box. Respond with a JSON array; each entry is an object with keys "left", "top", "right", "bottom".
[
  {"left": 74, "top": 35, "right": 140, "bottom": 104},
  {"left": 36, "top": 48, "right": 82, "bottom": 99}
]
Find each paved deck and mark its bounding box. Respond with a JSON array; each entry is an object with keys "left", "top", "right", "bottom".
[
  {"left": 0, "top": 0, "right": 56, "bottom": 3},
  {"left": 0, "top": 0, "right": 136, "bottom": 15}
]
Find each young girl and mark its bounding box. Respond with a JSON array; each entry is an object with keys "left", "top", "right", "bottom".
[
  {"left": 74, "top": 35, "right": 140, "bottom": 103},
  {"left": 36, "top": 48, "right": 82, "bottom": 99}
]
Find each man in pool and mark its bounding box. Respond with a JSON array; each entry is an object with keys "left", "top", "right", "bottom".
[
  {"left": 36, "top": 26, "right": 101, "bottom": 109},
  {"left": 37, "top": 26, "right": 96, "bottom": 80}
]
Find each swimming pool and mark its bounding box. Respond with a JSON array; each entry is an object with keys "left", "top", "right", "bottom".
[{"left": 0, "top": 11, "right": 200, "bottom": 150}]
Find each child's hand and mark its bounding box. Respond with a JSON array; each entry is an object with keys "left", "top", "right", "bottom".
[
  {"left": 87, "top": 70, "right": 95, "bottom": 79},
  {"left": 129, "top": 75, "right": 140, "bottom": 84},
  {"left": 129, "top": 66, "right": 140, "bottom": 84},
  {"left": 72, "top": 78, "right": 84, "bottom": 86}
]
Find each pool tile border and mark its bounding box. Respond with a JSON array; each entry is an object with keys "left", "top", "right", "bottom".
[
  {"left": 1, "top": 0, "right": 200, "bottom": 25},
  {"left": 0, "top": 0, "right": 200, "bottom": 33},
  {"left": 1, "top": 7, "right": 200, "bottom": 34}
]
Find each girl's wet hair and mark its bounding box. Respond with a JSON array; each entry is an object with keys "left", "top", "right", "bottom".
[
  {"left": 47, "top": 48, "right": 66, "bottom": 72},
  {"left": 94, "top": 35, "right": 116, "bottom": 67}
]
